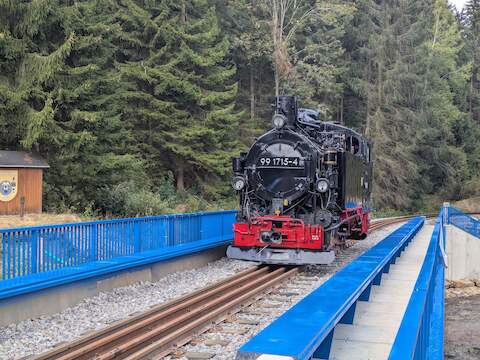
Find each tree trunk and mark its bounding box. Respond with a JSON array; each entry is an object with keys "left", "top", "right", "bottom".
[
  {"left": 274, "top": 68, "right": 280, "bottom": 97},
  {"left": 365, "top": 60, "right": 372, "bottom": 137},
  {"left": 181, "top": 0, "right": 187, "bottom": 24},
  {"left": 339, "top": 96, "right": 344, "bottom": 125},
  {"left": 176, "top": 161, "right": 185, "bottom": 191},
  {"left": 471, "top": 0, "right": 480, "bottom": 123},
  {"left": 250, "top": 67, "right": 255, "bottom": 121},
  {"left": 472, "top": 65, "right": 480, "bottom": 123}
]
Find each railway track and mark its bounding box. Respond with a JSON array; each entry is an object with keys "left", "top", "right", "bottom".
[
  {"left": 370, "top": 215, "right": 420, "bottom": 231},
  {"left": 34, "top": 214, "right": 467, "bottom": 360},
  {"left": 33, "top": 265, "right": 298, "bottom": 360},
  {"left": 370, "top": 212, "right": 480, "bottom": 232}
]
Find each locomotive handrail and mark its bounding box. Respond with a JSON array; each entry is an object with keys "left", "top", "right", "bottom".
[{"left": 236, "top": 217, "right": 424, "bottom": 360}]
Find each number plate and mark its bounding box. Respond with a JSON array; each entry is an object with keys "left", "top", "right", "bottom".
[{"left": 257, "top": 157, "right": 301, "bottom": 168}]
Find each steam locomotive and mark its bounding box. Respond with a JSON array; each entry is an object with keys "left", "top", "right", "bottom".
[{"left": 227, "top": 96, "right": 372, "bottom": 265}]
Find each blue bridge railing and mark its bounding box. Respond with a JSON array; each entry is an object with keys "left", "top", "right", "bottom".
[
  {"left": 237, "top": 206, "right": 450, "bottom": 360},
  {"left": 446, "top": 205, "right": 480, "bottom": 238},
  {"left": 389, "top": 206, "right": 446, "bottom": 360},
  {"left": 1, "top": 210, "right": 237, "bottom": 281},
  {"left": 237, "top": 217, "right": 425, "bottom": 359}
]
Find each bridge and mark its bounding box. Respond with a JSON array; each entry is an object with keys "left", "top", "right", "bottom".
[
  {"left": 237, "top": 205, "right": 479, "bottom": 359},
  {"left": 0, "top": 205, "right": 478, "bottom": 359}
]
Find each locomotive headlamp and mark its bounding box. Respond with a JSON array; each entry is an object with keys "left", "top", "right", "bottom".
[
  {"left": 272, "top": 114, "right": 287, "bottom": 129},
  {"left": 316, "top": 178, "right": 329, "bottom": 193},
  {"left": 232, "top": 176, "right": 246, "bottom": 191}
]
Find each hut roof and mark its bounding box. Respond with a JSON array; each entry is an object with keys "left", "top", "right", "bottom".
[{"left": 0, "top": 151, "right": 49, "bottom": 169}]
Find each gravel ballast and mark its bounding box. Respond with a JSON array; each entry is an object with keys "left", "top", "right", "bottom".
[
  {"left": 0, "top": 223, "right": 402, "bottom": 360},
  {"left": 0, "top": 258, "right": 255, "bottom": 360}
]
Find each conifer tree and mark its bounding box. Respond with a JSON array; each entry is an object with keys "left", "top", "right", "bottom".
[
  {"left": 287, "top": 1, "right": 356, "bottom": 120},
  {"left": 412, "top": 0, "right": 470, "bottom": 204},
  {"left": 0, "top": 0, "right": 141, "bottom": 211},
  {"left": 363, "top": 0, "right": 424, "bottom": 209},
  {"left": 463, "top": 0, "right": 480, "bottom": 123},
  {"left": 211, "top": 0, "right": 273, "bottom": 140},
  {"left": 117, "top": 0, "right": 241, "bottom": 191}
]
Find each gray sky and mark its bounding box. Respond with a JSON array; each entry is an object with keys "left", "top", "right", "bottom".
[{"left": 449, "top": 0, "right": 467, "bottom": 10}]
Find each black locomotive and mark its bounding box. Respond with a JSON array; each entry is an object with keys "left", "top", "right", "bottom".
[{"left": 227, "top": 96, "right": 372, "bottom": 265}]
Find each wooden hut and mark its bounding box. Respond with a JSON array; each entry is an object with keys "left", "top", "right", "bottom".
[{"left": 0, "top": 151, "right": 49, "bottom": 215}]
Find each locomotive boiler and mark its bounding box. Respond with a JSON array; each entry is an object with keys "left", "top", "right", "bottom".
[{"left": 227, "top": 96, "right": 372, "bottom": 265}]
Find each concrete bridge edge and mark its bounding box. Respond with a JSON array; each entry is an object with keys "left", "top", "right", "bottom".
[{"left": 0, "top": 245, "right": 227, "bottom": 327}]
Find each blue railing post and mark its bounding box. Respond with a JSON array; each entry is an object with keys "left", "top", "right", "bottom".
[
  {"left": 221, "top": 213, "right": 224, "bottom": 240},
  {"left": 169, "top": 217, "right": 175, "bottom": 246},
  {"left": 1, "top": 233, "right": 5, "bottom": 280},
  {"left": 91, "top": 224, "right": 98, "bottom": 261},
  {"left": 443, "top": 202, "right": 450, "bottom": 225},
  {"left": 134, "top": 220, "right": 142, "bottom": 253},
  {"left": 31, "top": 231, "right": 38, "bottom": 274}
]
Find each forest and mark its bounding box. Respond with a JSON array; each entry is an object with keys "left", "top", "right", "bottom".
[{"left": 0, "top": 0, "right": 479, "bottom": 216}]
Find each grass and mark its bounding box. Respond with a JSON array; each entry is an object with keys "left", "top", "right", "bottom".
[{"left": 0, "top": 213, "right": 85, "bottom": 229}]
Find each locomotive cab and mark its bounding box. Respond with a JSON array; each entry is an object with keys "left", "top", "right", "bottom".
[{"left": 227, "top": 96, "right": 372, "bottom": 265}]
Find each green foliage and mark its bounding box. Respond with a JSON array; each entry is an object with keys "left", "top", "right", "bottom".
[
  {"left": 287, "top": 1, "right": 356, "bottom": 117},
  {"left": 96, "top": 181, "right": 171, "bottom": 217}
]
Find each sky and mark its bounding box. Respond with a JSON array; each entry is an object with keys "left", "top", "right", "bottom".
[{"left": 449, "top": 0, "right": 467, "bottom": 11}]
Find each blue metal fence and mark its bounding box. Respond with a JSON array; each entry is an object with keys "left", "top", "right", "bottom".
[
  {"left": 446, "top": 205, "right": 480, "bottom": 238},
  {"left": 388, "top": 206, "right": 446, "bottom": 360},
  {"left": 1, "top": 210, "right": 237, "bottom": 281}
]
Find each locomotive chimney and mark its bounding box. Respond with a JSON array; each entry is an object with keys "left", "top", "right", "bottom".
[{"left": 275, "top": 96, "right": 298, "bottom": 128}]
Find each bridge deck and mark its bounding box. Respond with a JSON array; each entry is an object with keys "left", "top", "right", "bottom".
[{"left": 329, "top": 224, "right": 434, "bottom": 360}]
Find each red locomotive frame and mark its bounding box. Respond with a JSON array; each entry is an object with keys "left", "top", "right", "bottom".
[{"left": 233, "top": 206, "right": 370, "bottom": 252}]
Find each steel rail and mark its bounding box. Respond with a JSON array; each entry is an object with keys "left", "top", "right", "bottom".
[
  {"left": 370, "top": 214, "right": 436, "bottom": 232},
  {"left": 370, "top": 212, "right": 479, "bottom": 232},
  {"left": 34, "top": 265, "right": 298, "bottom": 360}
]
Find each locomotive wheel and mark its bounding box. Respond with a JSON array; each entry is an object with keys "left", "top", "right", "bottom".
[
  {"left": 350, "top": 231, "right": 367, "bottom": 240},
  {"left": 329, "top": 234, "right": 347, "bottom": 251}
]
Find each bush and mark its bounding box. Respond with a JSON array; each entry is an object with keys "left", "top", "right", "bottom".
[
  {"left": 96, "top": 181, "right": 172, "bottom": 217},
  {"left": 92, "top": 175, "right": 238, "bottom": 218}
]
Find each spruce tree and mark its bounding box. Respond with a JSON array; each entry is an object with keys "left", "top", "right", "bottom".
[
  {"left": 117, "top": 0, "right": 241, "bottom": 191},
  {"left": 347, "top": 0, "right": 427, "bottom": 209},
  {"left": 286, "top": 1, "right": 356, "bottom": 121},
  {"left": 463, "top": 0, "right": 480, "bottom": 123},
  {"left": 211, "top": 0, "right": 273, "bottom": 141},
  {"left": 0, "top": 0, "right": 142, "bottom": 211},
  {"left": 412, "top": 0, "right": 469, "bottom": 204}
]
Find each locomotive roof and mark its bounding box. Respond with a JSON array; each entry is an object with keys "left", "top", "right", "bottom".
[{"left": 297, "top": 108, "right": 368, "bottom": 142}]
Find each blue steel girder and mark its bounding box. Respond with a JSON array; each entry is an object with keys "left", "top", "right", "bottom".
[
  {"left": 388, "top": 216, "right": 444, "bottom": 360},
  {"left": 236, "top": 217, "right": 425, "bottom": 360}
]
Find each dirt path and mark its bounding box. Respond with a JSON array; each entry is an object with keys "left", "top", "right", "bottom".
[{"left": 445, "top": 294, "right": 480, "bottom": 359}]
